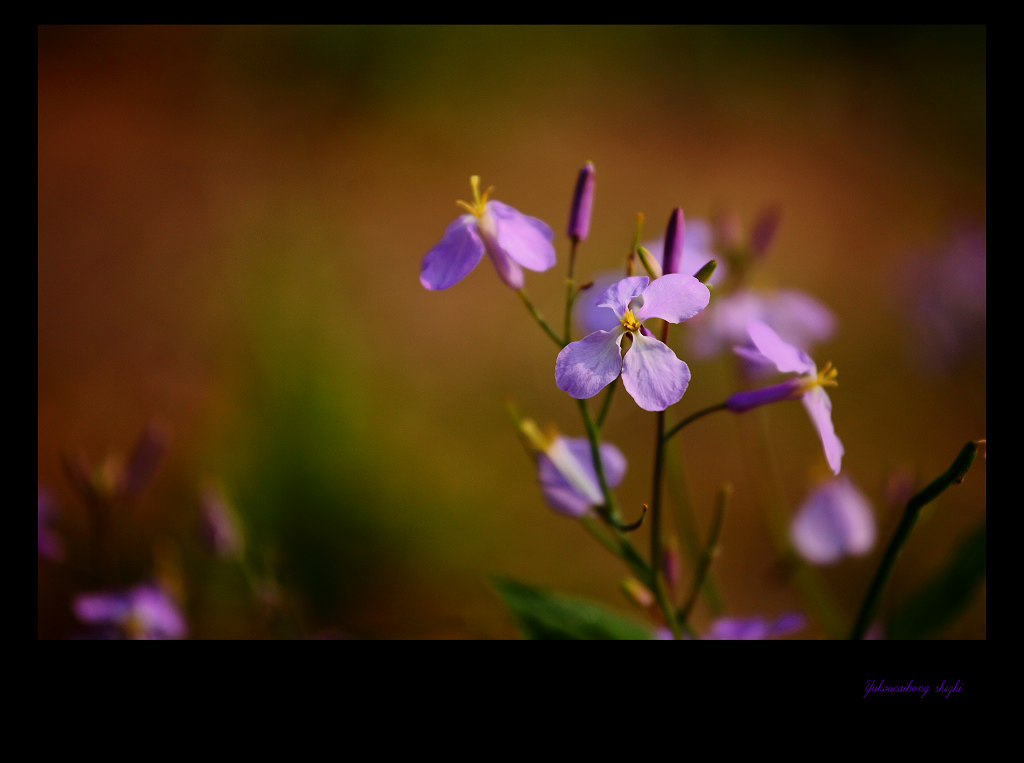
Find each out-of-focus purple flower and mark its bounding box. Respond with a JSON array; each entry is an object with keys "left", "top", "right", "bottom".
[
  {"left": 538, "top": 435, "right": 627, "bottom": 518},
  {"left": 703, "top": 612, "right": 806, "bottom": 640},
  {"left": 38, "top": 486, "right": 63, "bottom": 561},
  {"left": 687, "top": 289, "right": 836, "bottom": 373},
  {"left": 420, "top": 176, "right": 556, "bottom": 290},
  {"left": 74, "top": 583, "right": 187, "bottom": 640},
  {"left": 790, "top": 477, "right": 875, "bottom": 565},
  {"left": 726, "top": 321, "right": 844, "bottom": 474},
  {"left": 556, "top": 275, "right": 710, "bottom": 411},
  {"left": 567, "top": 162, "right": 595, "bottom": 242},
  {"left": 653, "top": 612, "right": 806, "bottom": 640},
  {"left": 898, "top": 226, "right": 986, "bottom": 372},
  {"left": 199, "top": 483, "right": 245, "bottom": 561}
]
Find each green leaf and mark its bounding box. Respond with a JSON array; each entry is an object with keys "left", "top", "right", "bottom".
[
  {"left": 887, "top": 520, "right": 986, "bottom": 640},
  {"left": 491, "top": 577, "right": 656, "bottom": 640}
]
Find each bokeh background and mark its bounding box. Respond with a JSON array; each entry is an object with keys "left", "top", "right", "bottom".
[{"left": 38, "top": 26, "right": 986, "bottom": 639}]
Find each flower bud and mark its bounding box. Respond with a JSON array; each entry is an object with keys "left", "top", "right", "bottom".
[
  {"left": 567, "top": 162, "right": 595, "bottom": 242},
  {"left": 750, "top": 204, "right": 782, "bottom": 259},
  {"left": 662, "top": 208, "right": 685, "bottom": 275}
]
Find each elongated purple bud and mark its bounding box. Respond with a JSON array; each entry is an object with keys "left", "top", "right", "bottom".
[
  {"left": 726, "top": 378, "right": 803, "bottom": 413},
  {"left": 122, "top": 421, "right": 169, "bottom": 496},
  {"left": 750, "top": 204, "right": 782, "bottom": 259},
  {"left": 567, "top": 162, "right": 595, "bottom": 241},
  {"left": 662, "top": 208, "right": 685, "bottom": 275}
]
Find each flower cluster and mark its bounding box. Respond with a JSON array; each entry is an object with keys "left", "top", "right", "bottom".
[{"left": 419, "top": 164, "right": 866, "bottom": 640}]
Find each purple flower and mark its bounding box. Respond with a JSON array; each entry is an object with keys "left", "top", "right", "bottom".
[
  {"left": 567, "top": 162, "right": 595, "bottom": 242},
  {"left": 556, "top": 275, "right": 710, "bottom": 411},
  {"left": 199, "top": 483, "right": 245, "bottom": 561},
  {"left": 726, "top": 321, "right": 844, "bottom": 474},
  {"left": 790, "top": 477, "right": 876, "bottom": 565},
  {"left": 38, "top": 486, "right": 63, "bottom": 561},
  {"left": 420, "top": 176, "right": 556, "bottom": 290},
  {"left": 74, "top": 583, "right": 187, "bottom": 640},
  {"left": 702, "top": 612, "right": 806, "bottom": 640},
  {"left": 537, "top": 435, "right": 627, "bottom": 518},
  {"left": 688, "top": 288, "right": 836, "bottom": 370},
  {"left": 653, "top": 612, "right": 806, "bottom": 640},
  {"left": 898, "top": 226, "right": 986, "bottom": 372},
  {"left": 573, "top": 219, "right": 723, "bottom": 338}
]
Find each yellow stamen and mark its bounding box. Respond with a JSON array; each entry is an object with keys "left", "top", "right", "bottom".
[
  {"left": 799, "top": 361, "right": 839, "bottom": 393},
  {"left": 620, "top": 308, "right": 641, "bottom": 333},
  {"left": 456, "top": 175, "right": 496, "bottom": 217}
]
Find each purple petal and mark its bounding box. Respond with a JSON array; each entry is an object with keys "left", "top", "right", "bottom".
[
  {"left": 688, "top": 290, "right": 767, "bottom": 357},
  {"left": 768, "top": 290, "right": 837, "bottom": 348},
  {"left": 574, "top": 271, "right": 627, "bottom": 334},
  {"left": 620, "top": 332, "right": 691, "bottom": 411},
  {"left": 74, "top": 592, "right": 132, "bottom": 625},
  {"left": 486, "top": 244, "right": 524, "bottom": 289},
  {"left": 769, "top": 612, "right": 807, "bottom": 637},
  {"left": 791, "top": 477, "right": 874, "bottom": 565},
  {"left": 634, "top": 273, "right": 710, "bottom": 324},
  {"left": 748, "top": 321, "right": 816, "bottom": 375},
  {"left": 537, "top": 437, "right": 627, "bottom": 518},
  {"left": 703, "top": 617, "right": 772, "bottom": 640},
  {"left": 732, "top": 345, "right": 784, "bottom": 377},
  {"left": 803, "top": 387, "right": 844, "bottom": 475},
  {"left": 595, "top": 276, "right": 649, "bottom": 317},
  {"left": 555, "top": 330, "right": 625, "bottom": 399},
  {"left": 128, "top": 585, "right": 188, "bottom": 639},
  {"left": 420, "top": 215, "right": 485, "bottom": 290},
  {"left": 485, "top": 200, "right": 556, "bottom": 272}
]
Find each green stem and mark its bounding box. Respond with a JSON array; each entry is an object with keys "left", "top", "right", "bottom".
[
  {"left": 849, "top": 441, "right": 979, "bottom": 640},
  {"left": 564, "top": 237, "right": 579, "bottom": 344},
  {"left": 677, "top": 484, "right": 729, "bottom": 628},
  {"left": 577, "top": 399, "right": 653, "bottom": 588},
  {"left": 517, "top": 289, "right": 564, "bottom": 348},
  {"left": 648, "top": 320, "right": 682, "bottom": 639},
  {"left": 595, "top": 380, "right": 617, "bottom": 429},
  {"left": 663, "top": 401, "right": 729, "bottom": 442}
]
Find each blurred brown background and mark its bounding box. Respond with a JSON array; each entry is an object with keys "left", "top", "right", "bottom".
[{"left": 38, "top": 26, "right": 985, "bottom": 638}]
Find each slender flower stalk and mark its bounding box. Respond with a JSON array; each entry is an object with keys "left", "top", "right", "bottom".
[
  {"left": 677, "top": 484, "right": 729, "bottom": 628},
  {"left": 849, "top": 441, "right": 980, "bottom": 640},
  {"left": 517, "top": 289, "right": 564, "bottom": 347}
]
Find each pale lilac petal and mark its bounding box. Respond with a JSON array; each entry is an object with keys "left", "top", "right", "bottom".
[
  {"left": 595, "top": 276, "right": 649, "bottom": 317},
  {"left": 620, "top": 332, "right": 691, "bottom": 411},
  {"left": 537, "top": 437, "right": 627, "bottom": 518},
  {"left": 803, "top": 387, "right": 844, "bottom": 475},
  {"left": 129, "top": 585, "right": 188, "bottom": 639},
  {"left": 555, "top": 329, "right": 625, "bottom": 399},
  {"left": 748, "top": 321, "right": 816, "bottom": 375},
  {"left": 486, "top": 244, "right": 524, "bottom": 289},
  {"left": 485, "top": 200, "right": 556, "bottom": 271},
  {"left": 634, "top": 274, "right": 710, "bottom": 324},
  {"left": 688, "top": 290, "right": 766, "bottom": 357},
  {"left": 768, "top": 290, "right": 838, "bottom": 349},
  {"left": 574, "top": 271, "right": 626, "bottom": 334},
  {"left": 420, "top": 215, "right": 485, "bottom": 290},
  {"left": 791, "top": 478, "right": 875, "bottom": 565},
  {"left": 732, "top": 346, "right": 782, "bottom": 377}
]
